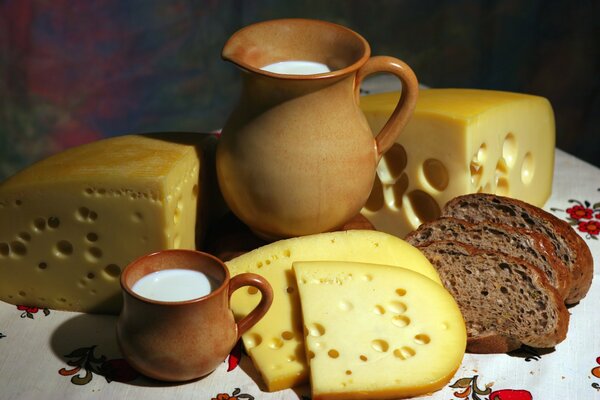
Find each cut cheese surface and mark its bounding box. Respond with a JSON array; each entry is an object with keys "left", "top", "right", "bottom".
[
  {"left": 294, "top": 261, "right": 466, "bottom": 400},
  {"left": 360, "top": 89, "right": 555, "bottom": 238},
  {"left": 0, "top": 133, "right": 218, "bottom": 314},
  {"left": 225, "top": 230, "right": 441, "bottom": 391}
]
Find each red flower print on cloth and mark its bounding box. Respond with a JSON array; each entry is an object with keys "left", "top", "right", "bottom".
[
  {"left": 551, "top": 189, "right": 600, "bottom": 240},
  {"left": 566, "top": 205, "right": 594, "bottom": 219},
  {"left": 16, "top": 304, "right": 50, "bottom": 319},
  {"left": 592, "top": 356, "right": 600, "bottom": 390},
  {"left": 59, "top": 345, "right": 138, "bottom": 385},
  {"left": 227, "top": 340, "right": 244, "bottom": 372},
  {"left": 578, "top": 220, "right": 600, "bottom": 235},
  {"left": 449, "top": 375, "right": 532, "bottom": 400},
  {"left": 210, "top": 388, "right": 255, "bottom": 400}
]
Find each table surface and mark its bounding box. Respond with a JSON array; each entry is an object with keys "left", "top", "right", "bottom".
[
  {"left": 1, "top": 149, "right": 599, "bottom": 400},
  {"left": 2, "top": 72, "right": 600, "bottom": 400}
]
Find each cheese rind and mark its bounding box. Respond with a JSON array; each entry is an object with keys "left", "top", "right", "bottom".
[
  {"left": 225, "top": 230, "right": 441, "bottom": 391},
  {"left": 360, "top": 89, "right": 555, "bottom": 238},
  {"left": 0, "top": 133, "right": 219, "bottom": 314},
  {"left": 294, "top": 261, "right": 466, "bottom": 400}
]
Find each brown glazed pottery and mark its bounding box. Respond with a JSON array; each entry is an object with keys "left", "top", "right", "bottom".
[
  {"left": 217, "top": 18, "right": 418, "bottom": 239},
  {"left": 116, "top": 249, "right": 273, "bottom": 382}
]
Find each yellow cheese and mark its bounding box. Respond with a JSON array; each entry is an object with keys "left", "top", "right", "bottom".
[
  {"left": 360, "top": 89, "right": 555, "bottom": 237},
  {"left": 294, "top": 261, "right": 466, "bottom": 400},
  {"left": 225, "top": 230, "right": 441, "bottom": 391},
  {"left": 0, "top": 133, "right": 219, "bottom": 314}
]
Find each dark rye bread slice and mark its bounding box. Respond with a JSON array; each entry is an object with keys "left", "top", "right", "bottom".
[
  {"left": 442, "top": 194, "right": 593, "bottom": 304},
  {"left": 418, "top": 241, "right": 569, "bottom": 353},
  {"left": 405, "top": 217, "right": 571, "bottom": 301}
]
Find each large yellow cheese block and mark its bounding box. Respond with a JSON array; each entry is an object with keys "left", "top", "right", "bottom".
[
  {"left": 360, "top": 89, "right": 555, "bottom": 238},
  {"left": 294, "top": 261, "right": 466, "bottom": 400},
  {"left": 225, "top": 230, "right": 441, "bottom": 391},
  {"left": 0, "top": 133, "right": 220, "bottom": 314}
]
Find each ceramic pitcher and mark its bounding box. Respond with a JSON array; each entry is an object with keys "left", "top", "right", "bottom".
[{"left": 217, "top": 18, "right": 418, "bottom": 239}]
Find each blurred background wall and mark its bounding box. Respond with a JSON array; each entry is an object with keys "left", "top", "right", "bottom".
[{"left": 0, "top": 0, "right": 598, "bottom": 180}]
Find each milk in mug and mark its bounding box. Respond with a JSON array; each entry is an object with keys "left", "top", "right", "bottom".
[
  {"left": 132, "top": 269, "right": 219, "bottom": 302},
  {"left": 260, "top": 60, "right": 331, "bottom": 75}
]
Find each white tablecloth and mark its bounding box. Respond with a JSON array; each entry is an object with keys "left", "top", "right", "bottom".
[{"left": 1, "top": 148, "right": 599, "bottom": 400}]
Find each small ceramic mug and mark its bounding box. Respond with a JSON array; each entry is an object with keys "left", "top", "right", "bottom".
[{"left": 116, "top": 249, "right": 273, "bottom": 381}]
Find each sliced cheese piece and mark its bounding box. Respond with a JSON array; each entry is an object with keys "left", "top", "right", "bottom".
[
  {"left": 225, "top": 230, "right": 441, "bottom": 391},
  {"left": 0, "top": 133, "right": 220, "bottom": 314},
  {"left": 360, "top": 89, "right": 555, "bottom": 238},
  {"left": 294, "top": 261, "right": 466, "bottom": 400}
]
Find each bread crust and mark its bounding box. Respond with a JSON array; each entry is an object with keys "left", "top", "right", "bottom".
[
  {"left": 442, "top": 194, "right": 593, "bottom": 304},
  {"left": 405, "top": 217, "right": 572, "bottom": 301},
  {"left": 417, "top": 240, "right": 570, "bottom": 353}
]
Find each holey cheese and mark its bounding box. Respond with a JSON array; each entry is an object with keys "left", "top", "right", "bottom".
[
  {"left": 360, "top": 89, "right": 555, "bottom": 238},
  {"left": 294, "top": 261, "right": 466, "bottom": 400},
  {"left": 0, "top": 133, "right": 219, "bottom": 314},
  {"left": 225, "top": 230, "right": 441, "bottom": 392}
]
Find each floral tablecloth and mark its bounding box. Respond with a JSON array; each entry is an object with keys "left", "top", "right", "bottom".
[{"left": 1, "top": 148, "right": 599, "bottom": 400}]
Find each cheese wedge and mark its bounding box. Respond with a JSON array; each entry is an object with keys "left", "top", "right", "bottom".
[
  {"left": 360, "top": 89, "right": 555, "bottom": 238},
  {"left": 294, "top": 261, "right": 466, "bottom": 400},
  {"left": 0, "top": 133, "right": 220, "bottom": 314},
  {"left": 225, "top": 230, "right": 441, "bottom": 391}
]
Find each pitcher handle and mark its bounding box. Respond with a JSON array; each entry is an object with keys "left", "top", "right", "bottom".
[
  {"left": 355, "top": 56, "right": 419, "bottom": 162},
  {"left": 228, "top": 273, "right": 274, "bottom": 339}
]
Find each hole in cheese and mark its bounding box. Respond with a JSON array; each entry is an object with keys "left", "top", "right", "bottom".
[
  {"left": 339, "top": 300, "right": 353, "bottom": 311},
  {"left": 502, "top": 133, "right": 518, "bottom": 167},
  {"left": 371, "top": 339, "right": 389, "bottom": 352},
  {"left": 392, "top": 315, "right": 410, "bottom": 328},
  {"left": 327, "top": 349, "right": 340, "bottom": 359},
  {"left": 269, "top": 338, "right": 284, "bottom": 349},
  {"left": 521, "top": 152, "right": 534, "bottom": 184},
  {"left": 497, "top": 177, "right": 509, "bottom": 196},
  {"left": 364, "top": 174, "right": 384, "bottom": 212},
  {"left": 87, "top": 247, "right": 102, "bottom": 260},
  {"left": 86, "top": 232, "right": 98, "bottom": 242},
  {"left": 392, "top": 173, "right": 409, "bottom": 208},
  {"left": 103, "top": 264, "right": 121, "bottom": 279},
  {"left": 359, "top": 355, "right": 368, "bottom": 362},
  {"left": 387, "top": 301, "right": 407, "bottom": 314},
  {"left": 373, "top": 305, "right": 386, "bottom": 315},
  {"left": 87, "top": 272, "right": 95, "bottom": 280},
  {"left": 361, "top": 274, "right": 373, "bottom": 282},
  {"left": 14, "top": 199, "right": 22, "bottom": 206},
  {"left": 381, "top": 143, "right": 407, "bottom": 180},
  {"left": 282, "top": 331, "right": 294, "bottom": 340},
  {"left": 19, "top": 290, "right": 26, "bottom": 297},
  {"left": 38, "top": 262, "right": 48, "bottom": 270},
  {"left": 307, "top": 323, "right": 325, "bottom": 337},
  {"left": 248, "top": 287, "right": 259, "bottom": 295},
  {"left": 414, "top": 334, "right": 431, "bottom": 345},
  {"left": 55, "top": 240, "right": 73, "bottom": 257},
  {"left": 393, "top": 346, "right": 416, "bottom": 360},
  {"left": 407, "top": 190, "right": 440, "bottom": 223},
  {"left": 33, "top": 218, "right": 46, "bottom": 231},
  {"left": 18, "top": 232, "right": 31, "bottom": 242},
  {"left": 48, "top": 217, "right": 60, "bottom": 229},
  {"left": 423, "top": 158, "right": 449, "bottom": 191},
  {"left": 345, "top": 370, "right": 352, "bottom": 375},
  {"left": 395, "top": 288, "right": 407, "bottom": 296},
  {"left": 10, "top": 241, "right": 27, "bottom": 257},
  {"left": 0, "top": 242, "right": 10, "bottom": 257},
  {"left": 246, "top": 333, "right": 262, "bottom": 348}
]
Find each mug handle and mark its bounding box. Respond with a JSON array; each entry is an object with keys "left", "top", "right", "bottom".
[
  {"left": 228, "top": 273, "right": 274, "bottom": 338},
  {"left": 355, "top": 55, "right": 419, "bottom": 162}
]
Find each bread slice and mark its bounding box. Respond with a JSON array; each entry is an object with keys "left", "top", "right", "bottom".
[
  {"left": 442, "top": 194, "right": 593, "bottom": 304},
  {"left": 405, "top": 217, "right": 571, "bottom": 301},
  {"left": 417, "top": 240, "right": 569, "bottom": 353}
]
